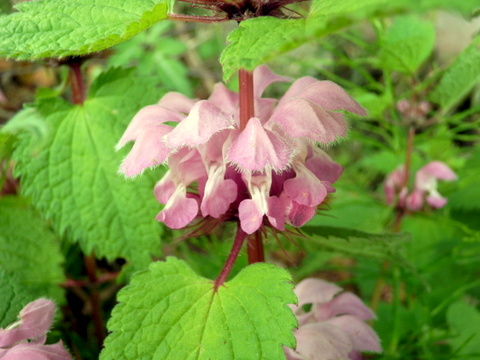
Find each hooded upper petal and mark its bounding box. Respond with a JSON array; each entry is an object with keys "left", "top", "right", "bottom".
[
  {"left": 228, "top": 118, "right": 293, "bottom": 172},
  {"left": 165, "top": 101, "right": 235, "bottom": 148},
  {"left": 268, "top": 98, "right": 347, "bottom": 143}
]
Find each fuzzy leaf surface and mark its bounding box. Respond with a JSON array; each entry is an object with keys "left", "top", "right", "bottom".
[
  {"left": 379, "top": 15, "right": 436, "bottom": 74},
  {"left": 0, "top": 270, "right": 37, "bottom": 328},
  {"left": 0, "top": 0, "right": 168, "bottom": 59},
  {"left": 13, "top": 68, "right": 164, "bottom": 269},
  {"left": 101, "top": 257, "right": 297, "bottom": 360},
  {"left": 429, "top": 35, "right": 480, "bottom": 112},
  {"left": 221, "top": 0, "right": 478, "bottom": 79},
  {"left": 0, "top": 196, "right": 64, "bottom": 301}
]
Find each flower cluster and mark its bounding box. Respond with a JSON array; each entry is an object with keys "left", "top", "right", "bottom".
[
  {"left": 384, "top": 161, "right": 457, "bottom": 211},
  {"left": 117, "top": 66, "right": 365, "bottom": 234},
  {"left": 0, "top": 299, "right": 72, "bottom": 360},
  {"left": 285, "top": 278, "right": 381, "bottom": 360}
]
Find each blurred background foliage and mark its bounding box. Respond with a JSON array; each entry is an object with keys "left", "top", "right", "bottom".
[{"left": 0, "top": 1, "right": 479, "bottom": 359}]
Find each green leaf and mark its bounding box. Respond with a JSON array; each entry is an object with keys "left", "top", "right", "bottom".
[
  {"left": 429, "top": 35, "right": 480, "bottom": 112},
  {"left": 379, "top": 16, "right": 436, "bottom": 74},
  {"left": 101, "top": 257, "right": 297, "bottom": 360},
  {"left": 0, "top": 269, "right": 36, "bottom": 328},
  {"left": 13, "top": 68, "right": 164, "bottom": 269},
  {"left": 447, "top": 301, "right": 480, "bottom": 360},
  {"left": 302, "top": 225, "right": 415, "bottom": 271},
  {"left": 0, "top": 0, "right": 168, "bottom": 60},
  {"left": 221, "top": 0, "right": 478, "bottom": 79},
  {"left": 0, "top": 196, "right": 64, "bottom": 301}
]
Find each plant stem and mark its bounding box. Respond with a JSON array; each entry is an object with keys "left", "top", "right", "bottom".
[
  {"left": 69, "top": 60, "right": 86, "bottom": 105},
  {"left": 239, "top": 68, "right": 254, "bottom": 131},
  {"left": 214, "top": 224, "right": 248, "bottom": 291},
  {"left": 84, "top": 253, "right": 105, "bottom": 346},
  {"left": 247, "top": 231, "right": 265, "bottom": 264}
]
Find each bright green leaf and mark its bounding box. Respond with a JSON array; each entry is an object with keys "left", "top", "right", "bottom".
[
  {"left": 0, "top": 196, "right": 64, "bottom": 301},
  {"left": 101, "top": 257, "right": 297, "bottom": 360},
  {"left": 0, "top": 270, "right": 36, "bottom": 328},
  {"left": 429, "top": 35, "right": 480, "bottom": 112},
  {"left": 221, "top": 0, "right": 478, "bottom": 79},
  {"left": 13, "top": 68, "right": 164, "bottom": 269},
  {"left": 0, "top": 0, "right": 168, "bottom": 60},
  {"left": 379, "top": 16, "right": 436, "bottom": 74}
]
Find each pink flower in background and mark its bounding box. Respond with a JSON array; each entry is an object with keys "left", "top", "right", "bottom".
[
  {"left": 0, "top": 299, "right": 72, "bottom": 360},
  {"left": 384, "top": 161, "right": 457, "bottom": 212},
  {"left": 117, "top": 66, "right": 365, "bottom": 233},
  {"left": 285, "top": 278, "right": 381, "bottom": 360}
]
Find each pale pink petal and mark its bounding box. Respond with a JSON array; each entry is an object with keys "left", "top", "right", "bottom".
[
  {"left": 1, "top": 341, "right": 72, "bottom": 360},
  {"left": 157, "top": 92, "right": 197, "bottom": 114},
  {"left": 293, "top": 278, "right": 342, "bottom": 309},
  {"left": 269, "top": 98, "right": 347, "bottom": 143},
  {"left": 315, "top": 292, "right": 376, "bottom": 321},
  {"left": 266, "top": 196, "right": 287, "bottom": 231},
  {"left": 283, "top": 164, "right": 328, "bottom": 207},
  {"left": 165, "top": 101, "right": 234, "bottom": 148},
  {"left": 293, "top": 322, "right": 353, "bottom": 360},
  {"left": 168, "top": 148, "right": 207, "bottom": 185},
  {"left": 0, "top": 299, "right": 54, "bottom": 347},
  {"left": 201, "top": 164, "right": 238, "bottom": 218},
  {"left": 419, "top": 161, "right": 457, "bottom": 181},
  {"left": 406, "top": 189, "right": 424, "bottom": 211},
  {"left": 253, "top": 65, "right": 290, "bottom": 97},
  {"left": 426, "top": 193, "right": 448, "bottom": 208},
  {"left": 118, "top": 127, "right": 172, "bottom": 177},
  {"left": 228, "top": 118, "right": 293, "bottom": 171},
  {"left": 208, "top": 83, "right": 239, "bottom": 116},
  {"left": 384, "top": 165, "right": 406, "bottom": 205},
  {"left": 305, "top": 150, "right": 343, "bottom": 190},
  {"left": 156, "top": 187, "right": 199, "bottom": 229},
  {"left": 153, "top": 171, "right": 176, "bottom": 204},
  {"left": 238, "top": 199, "right": 264, "bottom": 234},
  {"left": 288, "top": 202, "right": 316, "bottom": 227},
  {"left": 278, "top": 77, "right": 319, "bottom": 106},
  {"left": 298, "top": 80, "right": 367, "bottom": 116},
  {"left": 116, "top": 105, "right": 181, "bottom": 149},
  {"left": 327, "top": 315, "right": 382, "bottom": 353}
]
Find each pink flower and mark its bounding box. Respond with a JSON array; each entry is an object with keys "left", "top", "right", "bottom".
[
  {"left": 117, "top": 66, "right": 365, "bottom": 233},
  {"left": 384, "top": 161, "right": 457, "bottom": 212},
  {"left": 285, "top": 278, "right": 381, "bottom": 360},
  {"left": 0, "top": 299, "right": 72, "bottom": 360}
]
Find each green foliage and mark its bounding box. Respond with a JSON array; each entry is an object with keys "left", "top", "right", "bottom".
[
  {"left": 101, "top": 257, "right": 297, "bottom": 360},
  {"left": 0, "top": 196, "right": 64, "bottom": 302},
  {"left": 302, "top": 225, "right": 414, "bottom": 271},
  {"left": 221, "top": 0, "right": 478, "bottom": 79},
  {"left": 379, "top": 16, "right": 436, "bottom": 74},
  {"left": 0, "top": 269, "right": 36, "bottom": 328},
  {"left": 13, "top": 68, "right": 164, "bottom": 270},
  {"left": 108, "top": 21, "right": 193, "bottom": 96},
  {"left": 0, "top": 0, "right": 168, "bottom": 59},
  {"left": 447, "top": 301, "right": 480, "bottom": 359},
  {"left": 430, "top": 35, "right": 480, "bottom": 112}
]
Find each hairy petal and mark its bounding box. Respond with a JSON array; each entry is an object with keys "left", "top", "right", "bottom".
[
  {"left": 228, "top": 118, "right": 293, "bottom": 171},
  {"left": 269, "top": 98, "right": 347, "bottom": 143},
  {"left": 327, "top": 315, "right": 382, "bottom": 353},
  {"left": 165, "top": 101, "right": 234, "bottom": 148},
  {"left": 157, "top": 92, "right": 197, "bottom": 114},
  {"left": 0, "top": 299, "right": 54, "bottom": 347}
]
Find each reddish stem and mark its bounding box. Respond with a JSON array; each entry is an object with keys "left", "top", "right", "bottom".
[
  {"left": 69, "top": 61, "right": 85, "bottom": 105},
  {"left": 214, "top": 224, "right": 248, "bottom": 291},
  {"left": 84, "top": 254, "right": 105, "bottom": 346},
  {"left": 247, "top": 231, "right": 265, "bottom": 264},
  {"left": 239, "top": 68, "right": 255, "bottom": 131}
]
